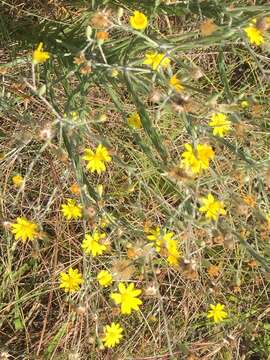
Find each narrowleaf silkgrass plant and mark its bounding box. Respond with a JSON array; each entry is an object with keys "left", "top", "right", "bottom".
[{"left": 0, "top": 0, "right": 270, "bottom": 358}]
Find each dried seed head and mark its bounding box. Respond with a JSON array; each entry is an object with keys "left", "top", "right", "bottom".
[
  {"left": 144, "top": 283, "right": 158, "bottom": 297},
  {"left": 85, "top": 207, "right": 96, "bottom": 219},
  {"left": 80, "top": 61, "right": 92, "bottom": 75},
  {"left": 149, "top": 89, "right": 162, "bottom": 103},
  {"left": 90, "top": 12, "right": 110, "bottom": 29},
  {"left": 200, "top": 19, "right": 217, "bottom": 36},
  {"left": 255, "top": 17, "right": 270, "bottom": 31},
  {"left": 73, "top": 52, "right": 86, "bottom": 65},
  {"left": 40, "top": 125, "right": 53, "bottom": 141},
  {"left": 2, "top": 221, "right": 11, "bottom": 230},
  {"left": 224, "top": 233, "right": 235, "bottom": 250},
  {"left": 180, "top": 258, "right": 198, "bottom": 280},
  {"left": 0, "top": 352, "right": 10, "bottom": 360},
  {"left": 263, "top": 168, "right": 270, "bottom": 188},
  {"left": 112, "top": 259, "right": 135, "bottom": 281},
  {"left": 68, "top": 352, "right": 81, "bottom": 360},
  {"left": 190, "top": 67, "right": 203, "bottom": 80}
]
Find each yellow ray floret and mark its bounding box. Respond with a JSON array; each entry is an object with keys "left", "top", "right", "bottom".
[
  {"left": 110, "top": 282, "right": 142, "bottom": 315},
  {"left": 61, "top": 199, "right": 82, "bottom": 220},
  {"left": 181, "top": 143, "right": 215, "bottom": 175},
  {"left": 11, "top": 217, "right": 38, "bottom": 242},
  {"left": 82, "top": 144, "right": 111, "bottom": 174},
  {"left": 199, "top": 193, "right": 226, "bottom": 221},
  {"left": 59, "top": 267, "right": 83, "bottom": 293},
  {"left": 82, "top": 230, "right": 107, "bottom": 256},
  {"left": 207, "top": 303, "right": 228, "bottom": 323},
  {"left": 102, "top": 322, "right": 124, "bottom": 348},
  {"left": 130, "top": 11, "right": 148, "bottom": 30},
  {"left": 32, "top": 42, "right": 50, "bottom": 64}
]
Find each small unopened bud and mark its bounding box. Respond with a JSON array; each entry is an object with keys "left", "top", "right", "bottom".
[
  {"left": 2, "top": 221, "right": 11, "bottom": 230},
  {"left": 37, "top": 84, "right": 46, "bottom": 97},
  {"left": 75, "top": 305, "right": 87, "bottom": 315},
  {"left": 111, "top": 68, "right": 119, "bottom": 78},
  {"left": 40, "top": 126, "right": 53, "bottom": 141},
  {"left": 96, "top": 184, "right": 103, "bottom": 197},
  {"left": 85, "top": 25, "right": 93, "bottom": 40},
  {"left": 190, "top": 67, "right": 203, "bottom": 80},
  {"left": 98, "top": 113, "right": 107, "bottom": 122},
  {"left": 149, "top": 89, "right": 161, "bottom": 103},
  {"left": 117, "top": 7, "right": 124, "bottom": 20}
]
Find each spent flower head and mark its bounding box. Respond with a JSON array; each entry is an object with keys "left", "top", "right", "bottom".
[
  {"left": 207, "top": 303, "right": 228, "bottom": 323},
  {"left": 110, "top": 282, "right": 142, "bottom": 315},
  {"left": 130, "top": 11, "right": 148, "bottom": 30},
  {"left": 11, "top": 217, "right": 38, "bottom": 242},
  {"left": 61, "top": 199, "right": 82, "bottom": 220},
  {"left": 59, "top": 267, "right": 83, "bottom": 293},
  {"left": 102, "top": 322, "right": 124, "bottom": 348},
  {"left": 82, "top": 144, "right": 111, "bottom": 174}
]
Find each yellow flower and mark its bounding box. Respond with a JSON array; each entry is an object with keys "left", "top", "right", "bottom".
[
  {"left": 96, "top": 184, "right": 104, "bottom": 198},
  {"left": 181, "top": 143, "right": 215, "bottom": 175},
  {"left": 146, "top": 227, "right": 172, "bottom": 251},
  {"left": 209, "top": 113, "right": 231, "bottom": 137},
  {"left": 102, "top": 322, "right": 124, "bottom": 348},
  {"left": 244, "top": 25, "right": 264, "bottom": 45},
  {"left": 127, "top": 112, "right": 142, "bottom": 129},
  {"left": 143, "top": 52, "right": 170, "bottom": 71},
  {"left": 111, "top": 68, "right": 119, "bottom": 78},
  {"left": 59, "top": 267, "right": 83, "bottom": 293},
  {"left": 61, "top": 199, "right": 82, "bottom": 220},
  {"left": 199, "top": 193, "right": 226, "bottom": 221},
  {"left": 130, "top": 11, "right": 148, "bottom": 31},
  {"left": 169, "top": 74, "right": 183, "bottom": 92},
  {"left": 11, "top": 217, "right": 38, "bottom": 242},
  {"left": 97, "top": 270, "right": 113, "bottom": 287},
  {"left": 82, "top": 144, "right": 111, "bottom": 174},
  {"left": 207, "top": 303, "right": 227, "bottom": 323},
  {"left": 146, "top": 227, "right": 180, "bottom": 266},
  {"left": 241, "top": 100, "right": 249, "bottom": 109},
  {"left": 82, "top": 230, "right": 107, "bottom": 256},
  {"left": 146, "top": 226, "right": 162, "bottom": 251},
  {"left": 166, "top": 238, "right": 181, "bottom": 266},
  {"left": 32, "top": 42, "right": 50, "bottom": 64},
  {"left": 12, "top": 174, "right": 23, "bottom": 187},
  {"left": 110, "top": 282, "right": 142, "bottom": 315},
  {"left": 266, "top": 213, "right": 270, "bottom": 225}
]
